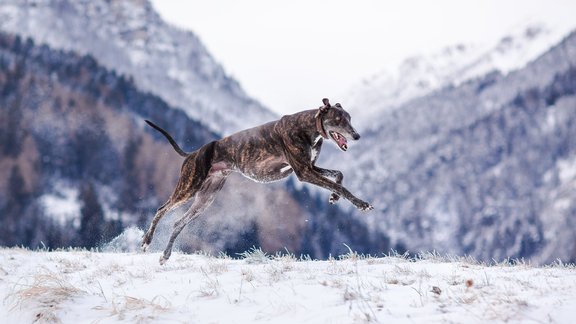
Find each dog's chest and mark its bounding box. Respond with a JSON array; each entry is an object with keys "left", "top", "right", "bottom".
[
  {"left": 311, "top": 147, "right": 319, "bottom": 161},
  {"left": 310, "top": 135, "right": 323, "bottom": 162}
]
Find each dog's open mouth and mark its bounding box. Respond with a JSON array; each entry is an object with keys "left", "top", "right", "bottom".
[{"left": 330, "top": 131, "right": 348, "bottom": 151}]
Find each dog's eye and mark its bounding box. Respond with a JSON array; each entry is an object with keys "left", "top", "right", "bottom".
[{"left": 335, "top": 117, "right": 341, "bottom": 122}]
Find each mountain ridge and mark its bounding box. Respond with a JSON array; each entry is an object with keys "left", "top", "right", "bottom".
[
  {"left": 347, "top": 22, "right": 575, "bottom": 129},
  {"left": 339, "top": 30, "right": 576, "bottom": 264},
  {"left": 0, "top": 31, "right": 387, "bottom": 258},
  {"left": 0, "top": 0, "right": 277, "bottom": 134}
]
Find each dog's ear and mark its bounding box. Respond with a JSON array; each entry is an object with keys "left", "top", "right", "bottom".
[
  {"left": 316, "top": 98, "right": 331, "bottom": 118},
  {"left": 318, "top": 98, "right": 331, "bottom": 114},
  {"left": 335, "top": 103, "right": 342, "bottom": 108}
]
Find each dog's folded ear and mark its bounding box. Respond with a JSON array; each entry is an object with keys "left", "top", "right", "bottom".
[
  {"left": 317, "top": 98, "right": 331, "bottom": 115},
  {"left": 335, "top": 103, "right": 342, "bottom": 108}
]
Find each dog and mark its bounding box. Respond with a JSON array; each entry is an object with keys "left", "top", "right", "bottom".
[{"left": 142, "top": 98, "right": 374, "bottom": 264}]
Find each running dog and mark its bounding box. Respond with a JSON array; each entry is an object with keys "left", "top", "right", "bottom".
[{"left": 142, "top": 98, "right": 373, "bottom": 264}]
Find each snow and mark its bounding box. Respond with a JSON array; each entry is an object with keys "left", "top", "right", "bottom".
[
  {"left": 347, "top": 22, "right": 576, "bottom": 128},
  {"left": 1, "top": 247, "right": 575, "bottom": 323},
  {"left": 558, "top": 157, "right": 576, "bottom": 184},
  {"left": 0, "top": 0, "right": 277, "bottom": 134},
  {"left": 38, "top": 186, "right": 81, "bottom": 228}
]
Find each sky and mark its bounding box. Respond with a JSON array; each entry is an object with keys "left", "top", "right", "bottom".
[{"left": 150, "top": 0, "right": 576, "bottom": 115}]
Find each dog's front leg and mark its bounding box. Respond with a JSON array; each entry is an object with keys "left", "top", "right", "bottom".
[
  {"left": 313, "top": 166, "right": 343, "bottom": 204},
  {"left": 292, "top": 161, "right": 373, "bottom": 211}
]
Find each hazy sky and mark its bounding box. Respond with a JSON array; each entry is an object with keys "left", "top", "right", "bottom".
[{"left": 150, "top": 0, "right": 576, "bottom": 115}]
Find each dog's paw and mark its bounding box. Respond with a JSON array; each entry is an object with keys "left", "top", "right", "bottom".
[
  {"left": 363, "top": 204, "right": 375, "bottom": 211},
  {"left": 141, "top": 242, "right": 149, "bottom": 253},
  {"left": 356, "top": 201, "right": 374, "bottom": 212},
  {"left": 329, "top": 193, "right": 340, "bottom": 204},
  {"left": 159, "top": 255, "right": 168, "bottom": 265}
]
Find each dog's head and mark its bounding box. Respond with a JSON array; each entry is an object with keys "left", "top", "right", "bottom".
[{"left": 318, "top": 98, "right": 360, "bottom": 152}]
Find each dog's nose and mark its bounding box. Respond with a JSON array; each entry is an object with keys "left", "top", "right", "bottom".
[{"left": 352, "top": 132, "right": 360, "bottom": 140}]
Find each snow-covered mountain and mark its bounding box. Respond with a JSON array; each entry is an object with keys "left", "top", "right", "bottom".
[
  {"left": 340, "top": 29, "right": 576, "bottom": 264},
  {"left": 0, "top": 0, "right": 389, "bottom": 259},
  {"left": 2, "top": 0, "right": 574, "bottom": 265},
  {"left": 0, "top": 29, "right": 385, "bottom": 258},
  {"left": 0, "top": 0, "right": 276, "bottom": 134},
  {"left": 347, "top": 22, "right": 574, "bottom": 129}
]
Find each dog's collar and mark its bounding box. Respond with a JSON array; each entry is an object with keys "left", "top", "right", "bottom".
[{"left": 315, "top": 110, "right": 329, "bottom": 139}]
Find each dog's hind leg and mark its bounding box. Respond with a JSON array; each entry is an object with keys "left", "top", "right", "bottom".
[
  {"left": 141, "top": 201, "right": 169, "bottom": 252},
  {"left": 141, "top": 199, "right": 187, "bottom": 252},
  {"left": 159, "top": 175, "right": 227, "bottom": 265},
  {"left": 141, "top": 149, "right": 204, "bottom": 252}
]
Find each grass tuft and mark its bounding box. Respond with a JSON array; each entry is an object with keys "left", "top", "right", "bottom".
[
  {"left": 6, "top": 272, "right": 86, "bottom": 323},
  {"left": 237, "top": 246, "right": 269, "bottom": 264}
]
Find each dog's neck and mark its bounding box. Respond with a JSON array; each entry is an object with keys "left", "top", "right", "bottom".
[{"left": 315, "top": 110, "right": 329, "bottom": 139}]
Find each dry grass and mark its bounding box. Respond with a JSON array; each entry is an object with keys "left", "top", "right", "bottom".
[
  {"left": 108, "top": 295, "right": 171, "bottom": 322},
  {"left": 6, "top": 273, "right": 86, "bottom": 323}
]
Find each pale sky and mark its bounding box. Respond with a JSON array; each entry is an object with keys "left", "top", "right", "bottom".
[{"left": 150, "top": 0, "right": 576, "bottom": 115}]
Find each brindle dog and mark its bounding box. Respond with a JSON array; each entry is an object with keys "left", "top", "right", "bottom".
[{"left": 142, "top": 98, "right": 373, "bottom": 264}]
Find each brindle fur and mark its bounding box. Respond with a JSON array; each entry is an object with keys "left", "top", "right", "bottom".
[{"left": 142, "top": 98, "right": 373, "bottom": 264}]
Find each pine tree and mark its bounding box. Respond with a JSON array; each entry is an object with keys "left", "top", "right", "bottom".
[
  {"left": 0, "top": 165, "right": 27, "bottom": 245},
  {"left": 78, "top": 182, "right": 105, "bottom": 248}
]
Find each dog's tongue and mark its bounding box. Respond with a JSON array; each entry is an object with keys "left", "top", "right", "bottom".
[
  {"left": 334, "top": 132, "right": 348, "bottom": 151},
  {"left": 330, "top": 131, "right": 348, "bottom": 151},
  {"left": 337, "top": 136, "right": 347, "bottom": 149}
]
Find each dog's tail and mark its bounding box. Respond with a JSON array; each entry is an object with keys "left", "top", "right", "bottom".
[{"left": 145, "top": 120, "right": 188, "bottom": 157}]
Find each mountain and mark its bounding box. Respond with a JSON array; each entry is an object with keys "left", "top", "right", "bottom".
[
  {"left": 339, "top": 30, "right": 576, "bottom": 264},
  {"left": 0, "top": 0, "right": 276, "bottom": 134},
  {"left": 347, "top": 23, "right": 574, "bottom": 130},
  {"left": 0, "top": 31, "right": 388, "bottom": 257},
  {"left": 0, "top": 31, "right": 217, "bottom": 247}
]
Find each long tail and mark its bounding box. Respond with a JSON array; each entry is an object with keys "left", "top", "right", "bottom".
[{"left": 145, "top": 120, "right": 188, "bottom": 157}]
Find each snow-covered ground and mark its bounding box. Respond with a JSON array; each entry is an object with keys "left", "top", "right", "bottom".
[{"left": 1, "top": 247, "right": 575, "bottom": 323}]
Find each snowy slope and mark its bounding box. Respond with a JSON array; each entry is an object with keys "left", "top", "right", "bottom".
[
  {"left": 337, "top": 30, "right": 576, "bottom": 264},
  {"left": 1, "top": 247, "right": 575, "bottom": 323},
  {"left": 0, "top": 0, "right": 276, "bottom": 134},
  {"left": 347, "top": 22, "right": 574, "bottom": 128}
]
